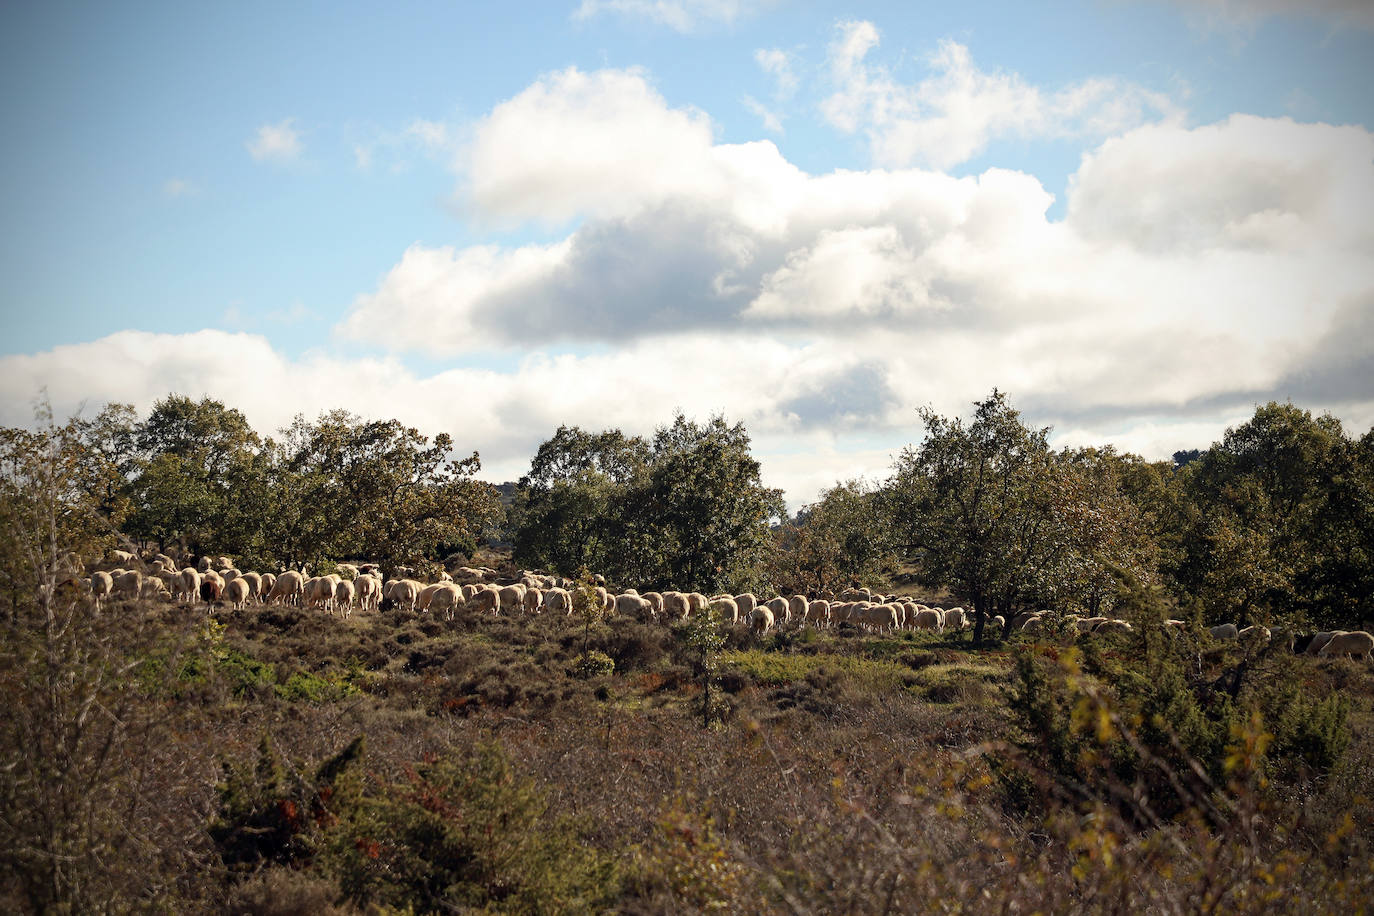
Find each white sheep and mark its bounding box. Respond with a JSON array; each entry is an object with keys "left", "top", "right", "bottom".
[
  {"left": 429, "top": 583, "right": 464, "bottom": 621},
  {"left": 943, "top": 607, "right": 968, "bottom": 631},
  {"left": 267, "top": 570, "right": 304, "bottom": 606},
  {"left": 788, "top": 595, "right": 809, "bottom": 627},
  {"left": 661, "top": 592, "right": 690, "bottom": 620},
  {"left": 1317, "top": 630, "right": 1373, "bottom": 660},
  {"left": 225, "top": 577, "right": 252, "bottom": 609},
  {"left": 913, "top": 608, "right": 943, "bottom": 631},
  {"left": 1209, "top": 623, "right": 1239, "bottom": 641},
  {"left": 463, "top": 584, "right": 500, "bottom": 616},
  {"left": 806, "top": 599, "right": 832, "bottom": 628},
  {"left": 335, "top": 578, "right": 357, "bottom": 619},
  {"left": 355, "top": 574, "right": 382, "bottom": 612},
  {"left": 708, "top": 595, "right": 739, "bottom": 624},
  {"left": 733, "top": 593, "right": 757, "bottom": 619},
  {"left": 543, "top": 587, "right": 571, "bottom": 615},
  {"left": 90, "top": 571, "right": 113, "bottom": 610},
  {"left": 1305, "top": 631, "right": 1342, "bottom": 656},
  {"left": 749, "top": 606, "right": 774, "bottom": 635}
]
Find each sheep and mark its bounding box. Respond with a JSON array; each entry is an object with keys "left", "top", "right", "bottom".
[
  {"left": 1078, "top": 616, "right": 1109, "bottom": 633},
  {"left": 498, "top": 584, "right": 527, "bottom": 611},
  {"left": 417, "top": 582, "right": 444, "bottom": 612},
  {"left": 1238, "top": 625, "right": 1271, "bottom": 643},
  {"left": 1318, "top": 631, "right": 1373, "bottom": 660},
  {"left": 224, "top": 577, "right": 252, "bottom": 610},
  {"left": 429, "top": 583, "right": 464, "bottom": 621},
  {"left": 267, "top": 570, "right": 304, "bottom": 606},
  {"left": 175, "top": 567, "right": 201, "bottom": 603},
  {"left": 943, "top": 607, "right": 968, "bottom": 631},
  {"left": 543, "top": 587, "right": 571, "bottom": 615},
  {"left": 355, "top": 574, "right": 382, "bottom": 612},
  {"left": 620, "top": 592, "right": 657, "bottom": 620},
  {"left": 336, "top": 563, "right": 360, "bottom": 581},
  {"left": 686, "top": 592, "right": 708, "bottom": 615},
  {"left": 140, "top": 577, "right": 170, "bottom": 601},
  {"left": 464, "top": 584, "right": 500, "bottom": 616},
  {"left": 863, "top": 603, "right": 901, "bottom": 633},
  {"left": 222, "top": 568, "right": 241, "bottom": 583},
  {"left": 991, "top": 615, "right": 1005, "bottom": 630},
  {"left": 661, "top": 592, "right": 690, "bottom": 621},
  {"left": 523, "top": 588, "right": 544, "bottom": 615},
  {"left": 788, "top": 595, "right": 809, "bottom": 627},
  {"left": 335, "top": 579, "right": 357, "bottom": 619},
  {"left": 807, "top": 599, "right": 832, "bottom": 628},
  {"left": 764, "top": 596, "right": 788, "bottom": 625},
  {"left": 303, "top": 576, "right": 335, "bottom": 612},
  {"left": 111, "top": 569, "right": 143, "bottom": 601},
  {"left": 913, "top": 609, "right": 943, "bottom": 631},
  {"left": 1010, "top": 611, "right": 1040, "bottom": 630},
  {"left": 1209, "top": 623, "right": 1239, "bottom": 641},
  {"left": 1021, "top": 614, "right": 1047, "bottom": 634},
  {"left": 196, "top": 556, "right": 212, "bottom": 573},
  {"left": 733, "top": 593, "right": 757, "bottom": 619},
  {"left": 90, "top": 571, "right": 113, "bottom": 610},
  {"left": 642, "top": 591, "right": 665, "bottom": 616},
  {"left": 108, "top": 549, "right": 137, "bottom": 567},
  {"left": 384, "top": 578, "right": 423, "bottom": 614},
  {"left": 750, "top": 606, "right": 775, "bottom": 635},
  {"left": 1095, "top": 619, "right": 1134, "bottom": 636},
  {"left": 708, "top": 595, "right": 739, "bottom": 624},
  {"left": 200, "top": 569, "right": 225, "bottom": 603},
  {"left": 1304, "top": 631, "right": 1343, "bottom": 656}
]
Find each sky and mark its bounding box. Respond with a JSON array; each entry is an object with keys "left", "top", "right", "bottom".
[{"left": 2, "top": 0, "right": 1372, "bottom": 510}]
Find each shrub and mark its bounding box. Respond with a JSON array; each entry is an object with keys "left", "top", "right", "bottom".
[
  {"left": 573, "top": 649, "right": 615, "bottom": 679},
  {"left": 325, "top": 741, "right": 619, "bottom": 914}
]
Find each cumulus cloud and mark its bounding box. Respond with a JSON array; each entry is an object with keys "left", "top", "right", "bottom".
[
  {"left": 12, "top": 64, "right": 1374, "bottom": 510},
  {"left": 463, "top": 67, "right": 718, "bottom": 226},
  {"left": 247, "top": 118, "right": 303, "bottom": 163},
  {"left": 572, "top": 0, "right": 760, "bottom": 31},
  {"left": 336, "top": 66, "right": 1374, "bottom": 496},
  {"left": 1066, "top": 115, "right": 1374, "bottom": 254},
  {"left": 820, "top": 22, "right": 1181, "bottom": 169}
]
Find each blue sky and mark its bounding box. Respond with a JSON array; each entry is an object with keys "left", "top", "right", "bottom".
[{"left": 3, "top": 0, "right": 1373, "bottom": 507}]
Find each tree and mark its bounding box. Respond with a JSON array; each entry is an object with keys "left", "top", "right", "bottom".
[
  {"left": 770, "top": 480, "right": 892, "bottom": 595},
  {"left": 1174, "top": 402, "right": 1372, "bottom": 627},
  {"left": 275, "top": 411, "right": 500, "bottom": 574},
  {"left": 638, "top": 414, "right": 784, "bottom": 593},
  {"left": 512, "top": 426, "right": 648, "bottom": 577},
  {"left": 513, "top": 415, "right": 783, "bottom": 594},
  {"left": 125, "top": 395, "right": 262, "bottom": 553},
  {"left": 885, "top": 391, "right": 1059, "bottom": 642},
  {"left": 0, "top": 402, "right": 206, "bottom": 909}
]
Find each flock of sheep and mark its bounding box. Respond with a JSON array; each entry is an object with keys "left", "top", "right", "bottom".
[{"left": 80, "top": 548, "right": 1374, "bottom": 660}]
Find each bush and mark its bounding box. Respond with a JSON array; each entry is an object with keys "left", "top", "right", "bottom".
[
  {"left": 573, "top": 649, "right": 616, "bottom": 679},
  {"left": 325, "top": 741, "right": 619, "bottom": 914}
]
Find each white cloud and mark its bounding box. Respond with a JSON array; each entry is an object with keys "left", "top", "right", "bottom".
[
  {"left": 336, "top": 71, "right": 1374, "bottom": 498},
  {"left": 11, "top": 66, "right": 1374, "bottom": 511},
  {"left": 463, "top": 67, "right": 719, "bottom": 226},
  {"left": 820, "top": 22, "right": 1181, "bottom": 169},
  {"left": 247, "top": 118, "right": 303, "bottom": 163},
  {"left": 572, "top": 0, "right": 759, "bottom": 31},
  {"left": 1067, "top": 114, "right": 1374, "bottom": 255},
  {"left": 742, "top": 94, "right": 784, "bottom": 133},
  {"left": 755, "top": 47, "right": 798, "bottom": 98}
]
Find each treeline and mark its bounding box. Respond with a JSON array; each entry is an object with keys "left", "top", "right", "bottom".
[
  {"left": 27, "top": 395, "right": 501, "bottom": 576},
  {"left": 5, "top": 390, "right": 1372, "bottom": 632},
  {"left": 513, "top": 392, "right": 1374, "bottom": 634}
]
